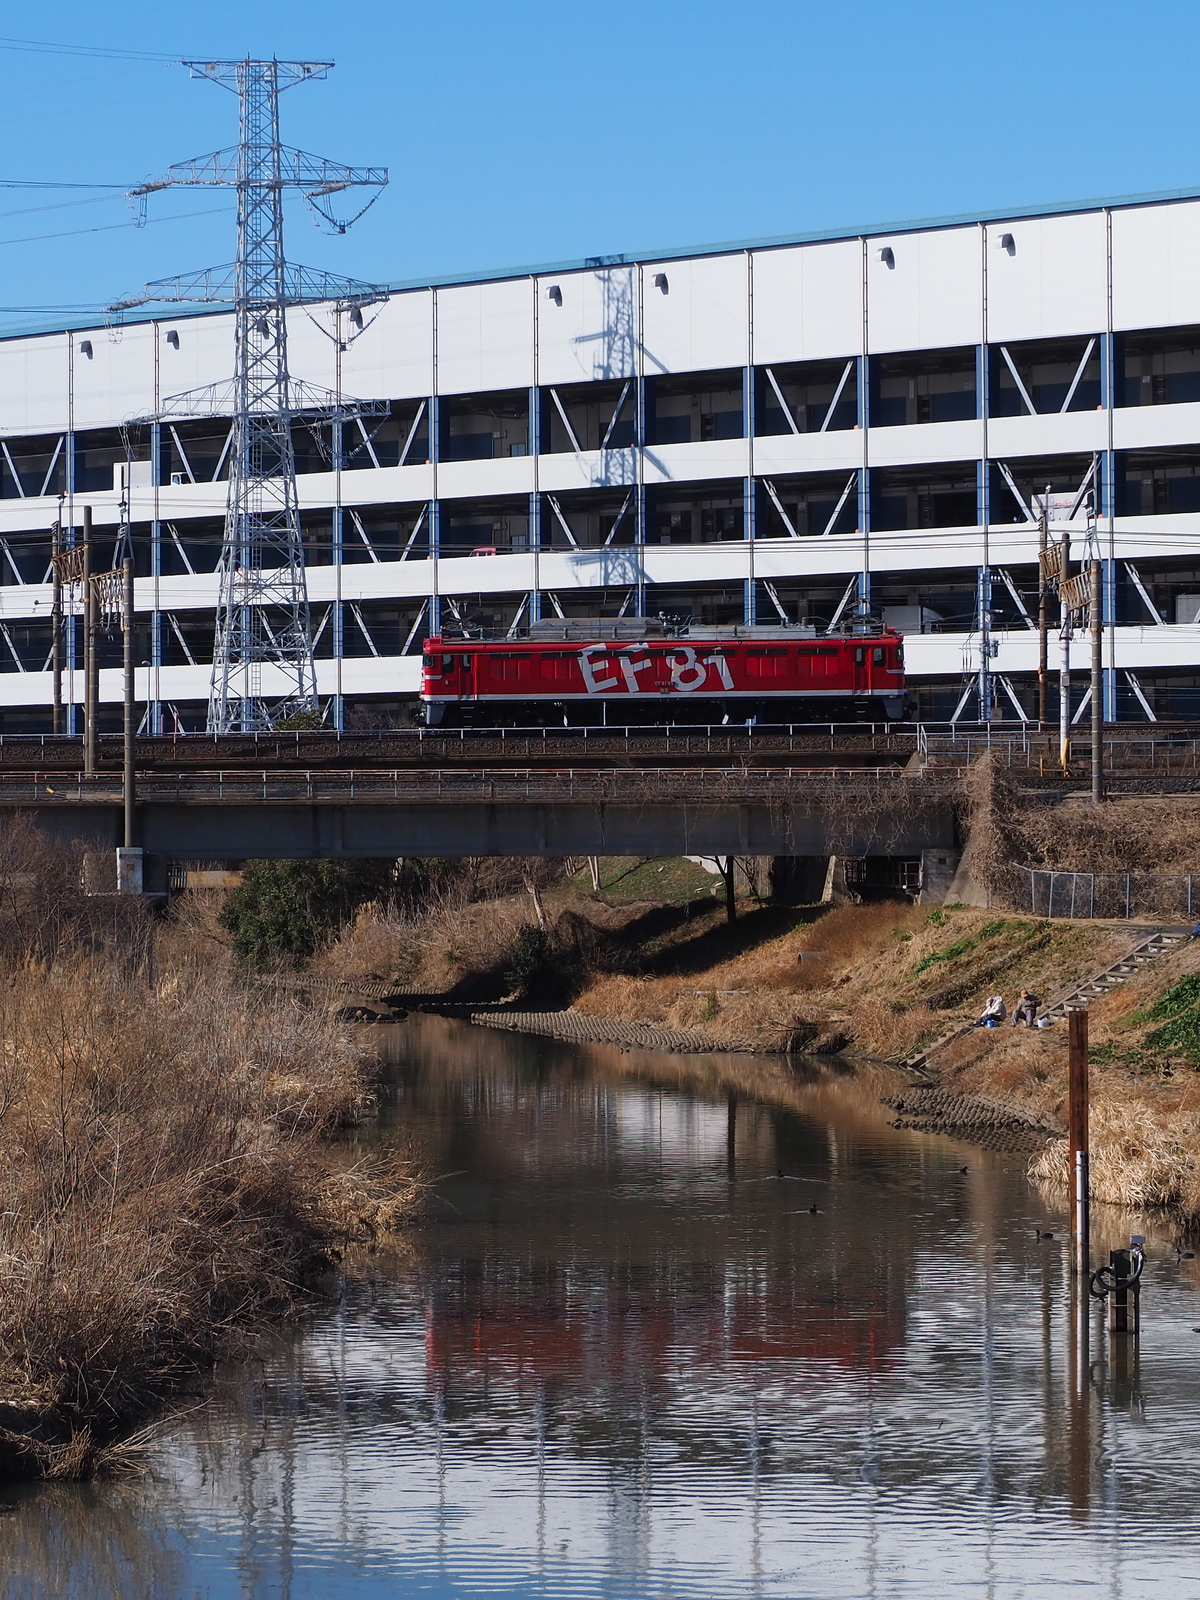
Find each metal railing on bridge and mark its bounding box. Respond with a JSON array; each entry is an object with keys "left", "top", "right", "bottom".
[{"left": 0, "top": 765, "right": 943, "bottom": 807}]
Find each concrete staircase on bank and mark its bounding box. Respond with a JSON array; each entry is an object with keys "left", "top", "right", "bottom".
[
  {"left": 1037, "top": 927, "right": 1191, "bottom": 1023},
  {"left": 899, "top": 925, "right": 1192, "bottom": 1076}
]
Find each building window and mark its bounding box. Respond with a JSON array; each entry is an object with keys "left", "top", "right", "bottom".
[
  {"left": 541, "top": 487, "right": 636, "bottom": 550},
  {"left": 989, "top": 336, "right": 1100, "bottom": 416},
  {"left": 0, "top": 431, "right": 68, "bottom": 500},
  {"left": 442, "top": 496, "right": 530, "bottom": 554},
  {"left": 644, "top": 583, "right": 746, "bottom": 627},
  {"left": 440, "top": 390, "right": 529, "bottom": 462},
  {"left": 755, "top": 358, "right": 857, "bottom": 435},
  {"left": 756, "top": 472, "right": 857, "bottom": 538},
  {"left": 541, "top": 380, "right": 636, "bottom": 453},
  {"left": 161, "top": 419, "right": 233, "bottom": 486},
  {"left": 646, "top": 370, "right": 743, "bottom": 446},
  {"left": 871, "top": 347, "right": 976, "bottom": 426},
  {"left": 871, "top": 463, "right": 978, "bottom": 530},
  {"left": 1118, "top": 327, "right": 1200, "bottom": 408},
  {"left": 343, "top": 399, "right": 430, "bottom": 468},
  {"left": 989, "top": 455, "right": 1095, "bottom": 524},
  {"left": 650, "top": 481, "right": 744, "bottom": 544},
  {"left": 1118, "top": 448, "right": 1200, "bottom": 516},
  {"left": 440, "top": 591, "right": 530, "bottom": 640}
]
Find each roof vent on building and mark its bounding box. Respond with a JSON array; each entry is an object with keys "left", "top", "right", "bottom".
[
  {"left": 546, "top": 284, "right": 562, "bottom": 306},
  {"left": 877, "top": 246, "right": 895, "bottom": 269},
  {"left": 998, "top": 232, "right": 1016, "bottom": 255},
  {"left": 653, "top": 272, "right": 669, "bottom": 293},
  {"left": 165, "top": 329, "right": 180, "bottom": 349},
  {"left": 79, "top": 339, "right": 93, "bottom": 358}
]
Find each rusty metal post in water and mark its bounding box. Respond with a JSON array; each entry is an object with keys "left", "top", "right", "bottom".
[{"left": 1068, "top": 1008, "right": 1090, "bottom": 1277}]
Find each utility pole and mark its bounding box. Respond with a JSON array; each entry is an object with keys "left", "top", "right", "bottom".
[
  {"left": 82, "top": 505, "right": 97, "bottom": 777},
  {"left": 1037, "top": 493, "right": 1049, "bottom": 727},
  {"left": 51, "top": 517, "right": 63, "bottom": 736},
  {"left": 1090, "top": 556, "right": 1104, "bottom": 804},
  {"left": 111, "top": 59, "right": 388, "bottom": 733},
  {"left": 976, "top": 563, "right": 993, "bottom": 723},
  {"left": 1059, "top": 523, "right": 1071, "bottom": 776},
  {"left": 123, "top": 555, "right": 136, "bottom": 850}
]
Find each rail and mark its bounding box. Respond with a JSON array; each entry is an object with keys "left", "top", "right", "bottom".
[{"left": 0, "top": 765, "right": 952, "bottom": 806}]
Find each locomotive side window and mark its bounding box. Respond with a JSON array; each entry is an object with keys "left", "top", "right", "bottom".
[
  {"left": 855, "top": 648, "right": 864, "bottom": 665},
  {"left": 872, "top": 647, "right": 884, "bottom": 665},
  {"left": 747, "top": 649, "right": 788, "bottom": 677},
  {"left": 441, "top": 655, "right": 455, "bottom": 670},
  {"left": 799, "top": 645, "right": 840, "bottom": 675}
]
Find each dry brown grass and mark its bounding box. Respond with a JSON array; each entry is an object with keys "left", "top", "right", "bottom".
[
  {"left": 0, "top": 955, "right": 416, "bottom": 1482},
  {"left": 1031, "top": 1100, "right": 1199, "bottom": 1213},
  {"left": 961, "top": 752, "right": 1200, "bottom": 907},
  {"left": 0, "top": 824, "right": 419, "bottom": 1483},
  {"left": 308, "top": 903, "right": 419, "bottom": 987}
]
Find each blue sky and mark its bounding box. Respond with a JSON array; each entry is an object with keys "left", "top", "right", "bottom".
[{"left": 0, "top": 0, "right": 1197, "bottom": 333}]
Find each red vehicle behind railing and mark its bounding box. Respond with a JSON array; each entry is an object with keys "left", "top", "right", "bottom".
[{"left": 420, "top": 620, "right": 905, "bottom": 725}]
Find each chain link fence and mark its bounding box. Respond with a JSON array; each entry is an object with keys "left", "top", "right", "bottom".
[{"left": 1015, "top": 864, "right": 1199, "bottom": 920}]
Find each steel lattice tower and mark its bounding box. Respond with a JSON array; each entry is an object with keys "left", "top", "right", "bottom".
[{"left": 112, "top": 59, "right": 388, "bottom": 731}]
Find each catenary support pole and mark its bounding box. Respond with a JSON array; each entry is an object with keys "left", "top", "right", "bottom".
[
  {"left": 1037, "top": 503, "right": 1048, "bottom": 727},
  {"left": 51, "top": 518, "right": 63, "bottom": 736},
  {"left": 1059, "top": 527, "right": 1071, "bottom": 775},
  {"left": 83, "top": 505, "right": 96, "bottom": 778},
  {"left": 1091, "top": 557, "right": 1103, "bottom": 804},
  {"left": 123, "top": 556, "right": 136, "bottom": 849},
  {"left": 1068, "top": 1007, "right": 1090, "bottom": 1276}
]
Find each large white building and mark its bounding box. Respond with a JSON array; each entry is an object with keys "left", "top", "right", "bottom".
[{"left": 4, "top": 185, "right": 1200, "bottom": 731}]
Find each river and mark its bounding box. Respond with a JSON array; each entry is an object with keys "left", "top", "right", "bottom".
[{"left": 2, "top": 1012, "right": 1200, "bottom": 1598}]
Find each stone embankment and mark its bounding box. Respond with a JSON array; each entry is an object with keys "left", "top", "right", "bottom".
[
  {"left": 883, "top": 1088, "right": 1061, "bottom": 1152},
  {"left": 456, "top": 1005, "right": 758, "bottom": 1054}
]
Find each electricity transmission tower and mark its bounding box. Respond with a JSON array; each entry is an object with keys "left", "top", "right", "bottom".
[{"left": 111, "top": 59, "right": 388, "bottom": 731}]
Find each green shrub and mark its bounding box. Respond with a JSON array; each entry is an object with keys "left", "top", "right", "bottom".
[
  {"left": 504, "top": 925, "right": 555, "bottom": 994},
  {"left": 220, "top": 859, "right": 394, "bottom": 968}
]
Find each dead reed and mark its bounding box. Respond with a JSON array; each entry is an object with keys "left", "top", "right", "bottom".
[
  {"left": 0, "top": 822, "right": 417, "bottom": 1483},
  {"left": 1030, "top": 1101, "right": 1199, "bottom": 1213}
]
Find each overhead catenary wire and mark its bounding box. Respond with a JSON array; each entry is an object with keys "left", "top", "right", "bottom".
[
  {"left": 0, "top": 204, "right": 231, "bottom": 249},
  {"left": 0, "top": 35, "right": 186, "bottom": 63}
]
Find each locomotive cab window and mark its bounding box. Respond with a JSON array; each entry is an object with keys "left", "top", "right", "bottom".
[{"left": 872, "top": 647, "right": 884, "bottom": 665}]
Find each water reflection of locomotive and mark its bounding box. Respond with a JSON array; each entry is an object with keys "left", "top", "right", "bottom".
[{"left": 421, "top": 617, "right": 906, "bottom": 726}]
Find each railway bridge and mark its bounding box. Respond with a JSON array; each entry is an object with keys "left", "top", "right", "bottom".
[
  {"left": 0, "top": 722, "right": 1194, "bottom": 895},
  {"left": 0, "top": 764, "right": 960, "bottom": 896}
]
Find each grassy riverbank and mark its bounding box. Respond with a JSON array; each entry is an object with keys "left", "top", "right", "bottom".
[{"left": 0, "top": 827, "right": 417, "bottom": 1483}]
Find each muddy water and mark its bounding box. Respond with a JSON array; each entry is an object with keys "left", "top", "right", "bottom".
[{"left": 3, "top": 1013, "right": 1200, "bottom": 1598}]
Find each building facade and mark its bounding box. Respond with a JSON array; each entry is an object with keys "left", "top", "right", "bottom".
[{"left": 4, "top": 187, "right": 1200, "bottom": 730}]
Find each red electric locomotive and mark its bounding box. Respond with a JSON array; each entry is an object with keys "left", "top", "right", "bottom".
[{"left": 420, "top": 620, "right": 906, "bottom": 725}]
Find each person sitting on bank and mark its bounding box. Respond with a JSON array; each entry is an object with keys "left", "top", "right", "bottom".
[
  {"left": 975, "top": 994, "right": 1006, "bottom": 1026},
  {"left": 1012, "top": 989, "right": 1040, "bottom": 1028}
]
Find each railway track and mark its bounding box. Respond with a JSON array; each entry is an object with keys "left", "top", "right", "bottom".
[{"left": 3, "top": 722, "right": 1200, "bottom": 774}]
